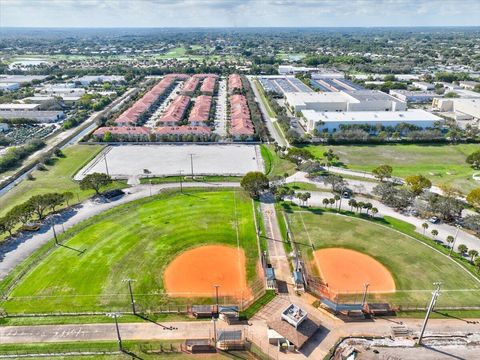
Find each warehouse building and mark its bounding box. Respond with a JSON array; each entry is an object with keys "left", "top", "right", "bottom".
[
  {"left": 301, "top": 109, "right": 442, "bottom": 133},
  {"left": 76, "top": 75, "right": 125, "bottom": 86},
  {"left": 285, "top": 90, "right": 406, "bottom": 113},
  {"left": 390, "top": 90, "right": 440, "bottom": 103},
  {"left": 0, "top": 82, "right": 20, "bottom": 91},
  {"left": 433, "top": 98, "right": 480, "bottom": 120},
  {"left": 0, "top": 110, "right": 64, "bottom": 123}
]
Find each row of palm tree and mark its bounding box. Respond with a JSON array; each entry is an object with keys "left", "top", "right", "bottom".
[{"left": 320, "top": 196, "right": 378, "bottom": 217}]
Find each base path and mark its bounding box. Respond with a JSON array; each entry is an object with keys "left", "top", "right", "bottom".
[
  {"left": 164, "top": 245, "right": 251, "bottom": 299},
  {"left": 314, "top": 248, "right": 396, "bottom": 293},
  {"left": 0, "top": 182, "right": 240, "bottom": 281}
]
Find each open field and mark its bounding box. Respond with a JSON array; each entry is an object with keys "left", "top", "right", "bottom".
[
  {"left": 1, "top": 189, "right": 260, "bottom": 313},
  {"left": 0, "top": 145, "right": 125, "bottom": 218},
  {"left": 302, "top": 143, "right": 480, "bottom": 193},
  {"left": 285, "top": 209, "right": 480, "bottom": 307},
  {"left": 76, "top": 144, "right": 262, "bottom": 180},
  {"left": 260, "top": 145, "right": 296, "bottom": 178}
]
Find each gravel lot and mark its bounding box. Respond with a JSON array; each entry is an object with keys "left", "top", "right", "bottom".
[{"left": 75, "top": 144, "right": 263, "bottom": 180}]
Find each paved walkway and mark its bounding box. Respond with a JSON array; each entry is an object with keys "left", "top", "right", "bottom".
[
  {"left": 286, "top": 172, "right": 480, "bottom": 252},
  {"left": 0, "top": 182, "right": 240, "bottom": 281}
]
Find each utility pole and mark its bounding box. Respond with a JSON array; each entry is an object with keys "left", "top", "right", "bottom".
[
  {"left": 361, "top": 283, "right": 369, "bottom": 307},
  {"left": 104, "top": 154, "right": 110, "bottom": 177},
  {"left": 149, "top": 180, "right": 152, "bottom": 197},
  {"left": 418, "top": 282, "right": 441, "bottom": 345},
  {"left": 189, "top": 153, "right": 194, "bottom": 178},
  {"left": 50, "top": 217, "right": 59, "bottom": 246},
  {"left": 448, "top": 225, "right": 461, "bottom": 257},
  {"left": 214, "top": 285, "right": 220, "bottom": 318},
  {"left": 179, "top": 170, "right": 183, "bottom": 193},
  {"left": 122, "top": 279, "right": 137, "bottom": 314},
  {"left": 106, "top": 313, "right": 123, "bottom": 351}
]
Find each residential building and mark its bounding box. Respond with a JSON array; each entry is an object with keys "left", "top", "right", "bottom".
[
  {"left": 158, "top": 95, "right": 190, "bottom": 125},
  {"left": 92, "top": 126, "right": 150, "bottom": 141},
  {"left": 188, "top": 95, "right": 212, "bottom": 125},
  {"left": 230, "top": 94, "right": 254, "bottom": 139},
  {"left": 181, "top": 77, "right": 200, "bottom": 96},
  {"left": 301, "top": 109, "right": 442, "bottom": 133},
  {"left": 228, "top": 74, "right": 242, "bottom": 94},
  {"left": 200, "top": 77, "right": 216, "bottom": 95}
]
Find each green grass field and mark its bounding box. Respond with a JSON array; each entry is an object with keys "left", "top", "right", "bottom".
[
  {"left": 302, "top": 143, "right": 480, "bottom": 193},
  {"left": 0, "top": 145, "right": 125, "bottom": 218},
  {"left": 1, "top": 189, "right": 260, "bottom": 314},
  {"left": 260, "top": 145, "right": 296, "bottom": 178},
  {"left": 285, "top": 209, "right": 480, "bottom": 307}
]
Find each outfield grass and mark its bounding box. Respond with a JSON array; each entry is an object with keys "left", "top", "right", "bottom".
[
  {"left": 0, "top": 145, "right": 125, "bottom": 218},
  {"left": 302, "top": 143, "right": 480, "bottom": 193},
  {"left": 260, "top": 145, "right": 296, "bottom": 178},
  {"left": 285, "top": 210, "right": 480, "bottom": 307},
  {"left": 1, "top": 189, "right": 259, "bottom": 314}
]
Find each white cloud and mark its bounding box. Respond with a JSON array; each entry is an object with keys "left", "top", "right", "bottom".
[{"left": 0, "top": 0, "right": 479, "bottom": 27}]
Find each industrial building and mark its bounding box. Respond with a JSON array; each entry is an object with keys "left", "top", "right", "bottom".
[
  {"left": 412, "top": 81, "right": 435, "bottom": 91},
  {"left": 390, "top": 90, "right": 440, "bottom": 103},
  {"left": 0, "top": 82, "right": 20, "bottom": 91},
  {"left": 285, "top": 90, "right": 406, "bottom": 113},
  {"left": 0, "top": 75, "right": 48, "bottom": 84},
  {"left": 76, "top": 75, "right": 125, "bottom": 86},
  {"left": 432, "top": 98, "right": 480, "bottom": 121},
  {"left": 0, "top": 110, "right": 64, "bottom": 123},
  {"left": 301, "top": 109, "right": 442, "bottom": 133}
]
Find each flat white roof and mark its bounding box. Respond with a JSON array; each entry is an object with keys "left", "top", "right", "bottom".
[
  {"left": 0, "top": 103, "right": 40, "bottom": 110},
  {"left": 302, "top": 109, "right": 442, "bottom": 123},
  {"left": 285, "top": 91, "right": 348, "bottom": 105}
]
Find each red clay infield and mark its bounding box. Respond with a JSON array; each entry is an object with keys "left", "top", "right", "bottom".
[
  {"left": 164, "top": 245, "right": 251, "bottom": 298},
  {"left": 314, "top": 248, "right": 396, "bottom": 293}
]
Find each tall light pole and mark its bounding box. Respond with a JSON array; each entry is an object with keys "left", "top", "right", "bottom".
[
  {"left": 122, "top": 278, "right": 137, "bottom": 314},
  {"left": 104, "top": 154, "right": 110, "bottom": 177},
  {"left": 418, "top": 282, "right": 441, "bottom": 345},
  {"left": 448, "top": 225, "right": 461, "bottom": 257},
  {"left": 50, "top": 217, "right": 59, "bottom": 246},
  {"left": 106, "top": 312, "right": 123, "bottom": 351},
  {"left": 361, "top": 283, "right": 369, "bottom": 307},
  {"left": 189, "top": 153, "right": 194, "bottom": 178},
  {"left": 214, "top": 285, "right": 220, "bottom": 318},
  {"left": 149, "top": 180, "right": 152, "bottom": 197},
  {"left": 179, "top": 170, "right": 184, "bottom": 193}
]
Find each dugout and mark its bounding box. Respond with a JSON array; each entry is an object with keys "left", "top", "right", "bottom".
[{"left": 191, "top": 305, "right": 213, "bottom": 318}]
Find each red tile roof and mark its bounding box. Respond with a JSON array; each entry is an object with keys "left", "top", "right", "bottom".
[
  {"left": 158, "top": 95, "right": 191, "bottom": 123},
  {"left": 228, "top": 74, "right": 242, "bottom": 93},
  {"left": 188, "top": 95, "right": 212, "bottom": 123},
  {"left": 200, "top": 77, "right": 216, "bottom": 94},
  {"left": 181, "top": 77, "right": 200, "bottom": 94},
  {"left": 155, "top": 125, "right": 211, "bottom": 135},
  {"left": 230, "top": 94, "right": 254, "bottom": 136}
]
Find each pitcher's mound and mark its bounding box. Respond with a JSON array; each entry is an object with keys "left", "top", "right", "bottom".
[
  {"left": 164, "top": 245, "right": 251, "bottom": 298},
  {"left": 314, "top": 248, "right": 396, "bottom": 293}
]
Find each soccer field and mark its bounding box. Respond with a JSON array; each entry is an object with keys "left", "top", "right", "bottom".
[
  {"left": 303, "top": 143, "right": 480, "bottom": 193},
  {"left": 1, "top": 189, "right": 261, "bottom": 314},
  {"left": 285, "top": 210, "right": 480, "bottom": 307}
]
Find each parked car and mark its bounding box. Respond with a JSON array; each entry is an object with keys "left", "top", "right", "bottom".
[
  {"left": 428, "top": 216, "right": 440, "bottom": 224},
  {"left": 21, "top": 222, "right": 41, "bottom": 232}
]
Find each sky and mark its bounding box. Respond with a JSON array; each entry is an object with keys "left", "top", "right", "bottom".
[{"left": 1, "top": 0, "right": 480, "bottom": 28}]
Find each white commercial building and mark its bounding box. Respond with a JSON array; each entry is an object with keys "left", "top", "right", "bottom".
[
  {"left": 76, "top": 75, "right": 125, "bottom": 86},
  {"left": 302, "top": 109, "right": 442, "bottom": 133},
  {"left": 0, "top": 110, "right": 64, "bottom": 123},
  {"left": 278, "top": 65, "right": 319, "bottom": 75},
  {"left": 459, "top": 81, "right": 479, "bottom": 90},
  {"left": 390, "top": 90, "right": 439, "bottom": 103},
  {"left": 0, "top": 123, "right": 9, "bottom": 132},
  {"left": 285, "top": 90, "right": 406, "bottom": 113},
  {"left": 0, "top": 75, "right": 48, "bottom": 84},
  {"left": 433, "top": 98, "right": 480, "bottom": 120},
  {"left": 0, "top": 82, "right": 20, "bottom": 91},
  {"left": 412, "top": 81, "right": 435, "bottom": 91},
  {"left": 0, "top": 103, "right": 41, "bottom": 111}
]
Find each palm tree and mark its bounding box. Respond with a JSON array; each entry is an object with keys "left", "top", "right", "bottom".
[
  {"left": 322, "top": 198, "right": 330, "bottom": 208},
  {"left": 422, "top": 222, "right": 429, "bottom": 236},
  {"left": 348, "top": 199, "right": 357, "bottom": 212},
  {"left": 431, "top": 229, "right": 438, "bottom": 239},
  {"left": 303, "top": 192, "right": 311, "bottom": 207},
  {"left": 458, "top": 244, "right": 468, "bottom": 255},
  {"left": 363, "top": 202, "right": 373, "bottom": 215},
  {"left": 446, "top": 235, "right": 455, "bottom": 249},
  {"left": 371, "top": 207, "right": 378, "bottom": 217},
  {"left": 334, "top": 194, "right": 341, "bottom": 210},
  {"left": 475, "top": 257, "right": 480, "bottom": 273},
  {"left": 468, "top": 249, "right": 478, "bottom": 262},
  {"left": 357, "top": 202, "right": 365, "bottom": 213},
  {"left": 329, "top": 198, "right": 335, "bottom": 208}
]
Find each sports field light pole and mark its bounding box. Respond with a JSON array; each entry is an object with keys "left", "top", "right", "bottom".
[
  {"left": 106, "top": 312, "right": 123, "bottom": 351},
  {"left": 361, "top": 283, "right": 369, "bottom": 307},
  {"left": 122, "top": 278, "right": 137, "bottom": 314},
  {"left": 104, "top": 153, "right": 110, "bottom": 177},
  {"left": 418, "top": 282, "right": 441, "bottom": 345},
  {"left": 189, "top": 153, "right": 195, "bottom": 178},
  {"left": 50, "top": 217, "right": 59, "bottom": 246},
  {"left": 448, "top": 225, "right": 461, "bottom": 257},
  {"left": 214, "top": 285, "right": 220, "bottom": 317},
  {"left": 178, "top": 170, "right": 184, "bottom": 193}
]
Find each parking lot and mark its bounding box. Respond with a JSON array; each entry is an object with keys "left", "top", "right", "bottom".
[
  {"left": 75, "top": 144, "right": 263, "bottom": 180},
  {"left": 214, "top": 78, "right": 228, "bottom": 136}
]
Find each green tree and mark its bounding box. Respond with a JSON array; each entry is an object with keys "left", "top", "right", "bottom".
[
  {"left": 286, "top": 147, "right": 313, "bottom": 165},
  {"left": 466, "top": 151, "right": 480, "bottom": 169},
  {"left": 474, "top": 257, "right": 480, "bottom": 272},
  {"left": 372, "top": 164, "right": 393, "bottom": 182},
  {"left": 348, "top": 199, "right": 357, "bottom": 212},
  {"left": 468, "top": 249, "right": 478, "bottom": 262},
  {"left": 371, "top": 207, "right": 378, "bottom": 217},
  {"left": 458, "top": 244, "right": 468, "bottom": 254},
  {"left": 79, "top": 172, "right": 113, "bottom": 196},
  {"left": 467, "top": 188, "right": 480, "bottom": 210},
  {"left": 446, "top": 235, "right": 455, "bottom": 248},
  {"left": 240, "top": 172, "right": 269, "bottom": 199},
  {"left": 0, "top": 214, "right": 16, "bottom": 236},
  {"left": 103, "top": 131, "right": 113, "bottom": 142},
  {"left": 322, "top": 198, "right": 330, "bottom": 207},
  {"left": 27, "top": 194, "right": 52, "bottom": 220},
  {"left": 9, "top": 202, "right": 35, "bottom": 225},
  {"left": 405, "top": 175, "right": 432, "bottom": 196},
  {"left": 431, "top": 229, "right": 438, "bottom": 239},
  {"left": 422, "top": 222, "right": 429, "bottom": 235}
]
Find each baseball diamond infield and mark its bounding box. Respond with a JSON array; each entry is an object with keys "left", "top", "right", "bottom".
[
  {"left": 164, "top": 245, "right": 251, "bottom": 299},
  {"left": 314, "top": 248, "right": 396, "bottom": 293}
]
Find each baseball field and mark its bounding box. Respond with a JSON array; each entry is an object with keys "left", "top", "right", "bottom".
[
  {"left": 285, "top": 209, "right": 480, "bottom": 307},
  {"left": 1, "top": 189, "right": 262, "bottom": 314}
]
